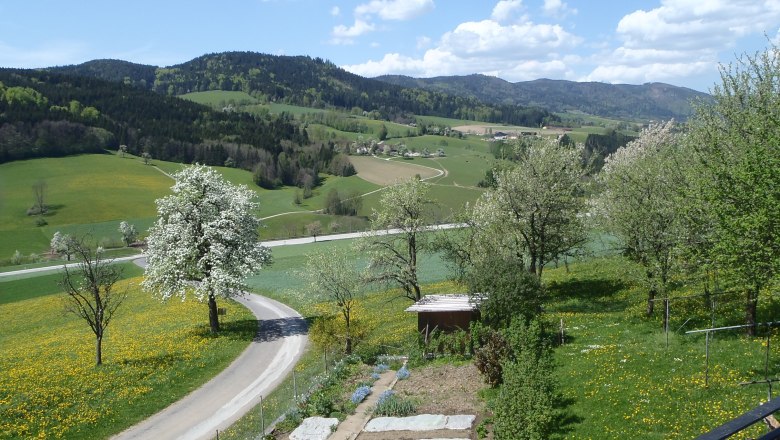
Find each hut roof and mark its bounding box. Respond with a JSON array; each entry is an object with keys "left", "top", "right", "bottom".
[{"left": 405, "top": 294, "right": 479, "bottom": 313}]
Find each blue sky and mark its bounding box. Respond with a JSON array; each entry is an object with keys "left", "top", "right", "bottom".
[{"left": 1, "top": 0, "right": 779, "bottom": 92}]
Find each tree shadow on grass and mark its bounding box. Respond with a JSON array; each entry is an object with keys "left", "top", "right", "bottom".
[
  {"left": 552, "top": 396, "right": 584, "bottom": 439},
  {"left": 254, "top": 316, "right": 309, "bottom": 343},
  {"left": 547, "top": 277, "right": 629, "bottom": 313}
]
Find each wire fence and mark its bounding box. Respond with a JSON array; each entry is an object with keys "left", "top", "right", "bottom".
[{"left": 215, "top": 348, "right": 344, "bottom": 440}]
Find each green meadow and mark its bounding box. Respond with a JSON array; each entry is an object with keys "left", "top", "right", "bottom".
[
  {"left": 0, "top": 135, "right": 490, "bottom": 261},
  {"left": 0, "top": 154, "right": 172, "bottom": 256},
  {"left": 180, "top": 90, "right": 259, "bottom": 107}
]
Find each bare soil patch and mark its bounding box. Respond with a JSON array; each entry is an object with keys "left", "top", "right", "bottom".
[
  {"left": 349, "top": 156, "right": 440, "bottom": 186},
  {"left": 356, "top": 363, "right": 491, "bottom": 440}
]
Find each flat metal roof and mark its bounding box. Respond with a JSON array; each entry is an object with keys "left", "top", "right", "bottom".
[{"left": 405, "top": 294, "right": 480, "bottom": 312}]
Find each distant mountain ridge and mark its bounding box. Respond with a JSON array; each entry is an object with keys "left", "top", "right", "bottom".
[
  {"left": 49, "top": 53, "right": 557, "bottom": 127},
  {"left": 374, "top": 74, "right": 711, "bottom": 121}
]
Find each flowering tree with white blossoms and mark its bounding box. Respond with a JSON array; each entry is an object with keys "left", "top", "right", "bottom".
[
  {"left": 595, "top": 120, "right": 687, "bottom": 316},
  {"left": 142, "top": 164, "right": 271, "bottom": 333}
]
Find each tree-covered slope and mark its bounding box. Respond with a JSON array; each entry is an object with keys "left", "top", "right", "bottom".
[
  {"left": 0, "top": 69, "right": 351, "bottom": 189},
  {"left": 50, "top": 59, "right": 157, "bottom": 89},
  {"left": 50, "top": 53, "right": 558, "bottom": 127},
  {"left": 375, "top": 74, "right": 711, "bottom": 121}
]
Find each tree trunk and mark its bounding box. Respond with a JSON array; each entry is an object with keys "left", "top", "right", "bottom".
[
  {"left": 345, "top": 314, "right": 352, "bottom": 355},
  {"left": 208, "top": 294, "right": 220, "bottom": 334},
  {"left": 96, "top": 335, "right": 103, "bottom": 366},
  {"left": 412, "top": 283, "right": 421, "bottom": 302},
  {"left": 746, "top": 286, "right": 758, "bottom": 336},
  {"left": 647, "top": 287, "right": 656, "bottom": 316}
]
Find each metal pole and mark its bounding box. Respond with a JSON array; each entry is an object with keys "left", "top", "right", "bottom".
[
  {"left": 293, "top": 371, "right": 297, "bottom": 400},
  {"left": 260, "top": 395, "right": 265, "bottom": 434},
  {"left": 766, "top": 323, "right": 772, "bottom": 400},
  {"left": 324, "top": 351, "right": 328, "bottom": 373},
  {"left": 665, "top": 298, "right": 670, "bottom": 349},
  {"left": 560, "top": 318, "right": 565, "bottom": 345},
  {"left": 704, "top": 331, "right": 710, "bottom": 387}
]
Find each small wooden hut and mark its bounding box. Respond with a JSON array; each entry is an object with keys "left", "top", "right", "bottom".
[{"left": 405, "top": 294, "right": 480, "bottom": 334}]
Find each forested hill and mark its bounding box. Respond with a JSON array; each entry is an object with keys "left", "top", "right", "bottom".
[
  {"left": 375, "top": 74, "right": 711, "bottom": 121},
  {"left": 51, "top": 59, "right": 157, "bottom": 89},
  {"left": 0, "top": 69, "right": 351, "bottom": 189},
  {"left": 49, "top": 52, "right": 558, "bottom": 127}
]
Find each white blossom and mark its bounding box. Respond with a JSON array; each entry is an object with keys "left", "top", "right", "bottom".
[{"left": 142, "top": 165, "right": 270, "bottom": 303}]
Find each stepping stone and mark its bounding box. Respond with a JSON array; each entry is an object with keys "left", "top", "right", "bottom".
[
  {"left": 444, "top": 415, "right": 476, "bottom": 430},
  {"left": 289, "top": 417, "right": 338, "bottom": 440}
]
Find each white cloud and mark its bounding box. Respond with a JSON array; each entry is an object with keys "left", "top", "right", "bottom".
[
  {"left": 355, "top": 0, "right": 434, "bottom": 21},
  {"left": 330, "top": 6, "right": 340, "bottom": 16},
  {"left": 333, "top": 19, "right": 374, "bottom": 40},
  {"left": 491, "top": 0, "right": 523, "bottom": 23},
  {"left": 543, "top": 0, "right": 576, "bottom": 18},
  {"left": 416, "top": 35, "right": 432, "bottom": 50},
  {"left": 441, "top": 19, "right": 579, "bottom": 57},
  {"left": 331, "top": 0, "right": 433, "bottom": 43},
  {"left": 586, "top": 0, "right": 780, "bottom": 85},
  {"left": 342, "top": 15, "right": 580, "bottom": 81}
]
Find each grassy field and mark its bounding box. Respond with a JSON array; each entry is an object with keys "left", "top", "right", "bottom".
[
  {"left": 179, "top": 90, "right": 258, "bottom": 107},
  {"left": 0, "top": 261, "right": 143, "bottom": 305},
  {"left": 544, "top": 257, "right": 775, "bottom": 439},
  {"left": 0, "top": 277, "right": 255, "bottom": 440},
  {"left": 0, "top": 154, "right": 173, "bottom": 256}
]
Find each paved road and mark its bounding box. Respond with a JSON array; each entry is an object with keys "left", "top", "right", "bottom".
[
  {"left": 0, "top": 223, "right": 463, "bottom": 279},
  {"left": 111, "top": 293, "right": 307, "bottom": 440}
]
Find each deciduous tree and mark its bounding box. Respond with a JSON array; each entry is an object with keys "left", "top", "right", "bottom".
[
  {"left": 595, "top": 121, "right": 687, "bottom": 316},
  {"left": 300, "top": 248, "right": 365, "bottom": 354},
  {"left": 118, "top": 221, "right": 137, "bottom": 247},
  {"left": 363, "top": 177, "right": 432, "bottom": 302},
  {"left": 60, "top": 239, "right": 125, "bottom": 366},
  {"left": 472, "top": 138, "right": 588, "bottom": 278},
  {"left": 687, "top": 46, "right": 780, "bottom": 334},
  {"left": 51, "top": 231, "right": 76, "bottom": 261},
  {"left": 142, "top": 165, "right": 271, "bottom": 333}
]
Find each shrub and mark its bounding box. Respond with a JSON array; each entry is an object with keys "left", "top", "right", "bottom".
[
  {"left": 492, "top": 319, "right": 558, "bottom": 440},
  {"left": 373, "top": 363, "right": 389, "bottom": 374},
  {"left": 473, "top": 329, "right": 510, "bottom": 387},
  {"left": 10, "top": 250, "right": 22, "bottom": 265},
  {"left": 396, "top": 365, "right": 410, "bottom": 380},
  {"left": 375, "top": 390, "right": 417, "bottom": 417},
  {"left": 467, "top": 254, "right": 544, "bottom": 329},
  {"left": 350, "top": 385, "right": 371, "bottom": 404}
]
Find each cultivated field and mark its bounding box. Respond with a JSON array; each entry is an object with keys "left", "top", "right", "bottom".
[{"left": 349, "top": 155, "right": 441, "bottom": 186}]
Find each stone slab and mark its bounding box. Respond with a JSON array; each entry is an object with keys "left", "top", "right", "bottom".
[
  {"left": 289, "top": 417, "right": 338, "bottom": 440},
  {"left": 444, "top": 414, "right": 476, "bottom": 430},
  {"left": 364, "top": 414, "right": 475, "bottom": 432}
]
